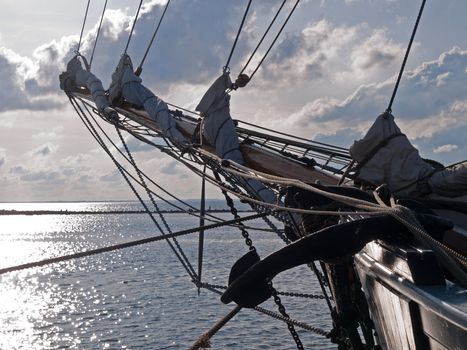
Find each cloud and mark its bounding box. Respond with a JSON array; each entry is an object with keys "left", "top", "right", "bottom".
[
  {"left": 0, "top": 47, "right": 66, "bottom": 112},
  {"left": 433, "top": 144, "right": 458, "bottom": 154},
  {"left": 99, "top": 169, "right": 122, "bottom": 183},
  {"left": 77, "top": 2, "right": 254, "bottom": 89},
  {"left": 280, "top": 47, "right": 467, "bottom": 144},
  {"left": 26, "top": 143, "right": 58, "bottom": 157},
  {"left": 9, "top": 165, "right": 26, "bottom": 175},
  {"left": 0, "top": 1, "right": 262, "bottom": 113},
  {"left": 0, "top": 148, "right": 5, "bottom": 169},
  {"left": 20, "top": 170, "right": 62, "bottom": 183},
  {"left": 32, "top": 126, "right": 65, "bottom": 140},
  {"left": 118, "top": 135, "right": 155, "bottom": 153},
  {"left": 254, "top": 20, "right": 404, "bottom": 88}
]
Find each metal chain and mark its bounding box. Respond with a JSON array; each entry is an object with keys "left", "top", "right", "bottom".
[
  {"left": 268, "top": 279, "right": 305, "bottom": 349},
  {"left": 277, "top": 290, "right": 329, "bottom": 300},
  {"left": 254, "top": 306, "right": 330, "bottom": 337},
  {"left": 198, "top": 283, "right": 330, "bottom": 338},
  {"left": 213, "top": 171, "right": 255, "bottom": 251},
  {"left": 212, "top": 167, "right": 305, "bottom": 348}
]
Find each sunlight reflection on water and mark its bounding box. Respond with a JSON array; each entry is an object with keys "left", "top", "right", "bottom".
[{"left": 0, "top": 202, "right": 334, "bottom": 349}]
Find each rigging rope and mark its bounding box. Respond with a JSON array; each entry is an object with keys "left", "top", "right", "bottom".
[
  {"left": 89, "top": 0, "right": 108, "bottom": 68},
  {"left": 223, "top": 0, "right": 253, "bottom": 73},
  {"left": 239, "top": 0, "right": 288, "bottom": 76},
  {"left": 115, "top": 125, "right": 197, "bottom": 278},
  {"left": 247, "top": 0, "right": 300, "bottom": 83},
  {"left": 70, "top": 96, "right": 198, "bottom": 280},
  {"left": 386, "top": 0, "right": 426, "bottom": 113},
  {"left": 189, "top": 305, "right": 242, "bottom": 350},
  {"left": 82, "top": 100, "right": 224, "bottom": 224},
  {"left": 236, "top": 0, "right": 300, "bottom": 87},
  {"left": 79, "top": 98, "right": 280, "bottom": 232},
  {"left": 76, "top": 0, "right": 91, "bottom": 53},
  {"left": 135, "top": 0, "right": 172, "bottom": 76},
  {"left": 123, "top": 0, "right": 144, "bottom": 54},
  {"left": 222, "top": 160, "right": 467, "bottom": 277},
  {"left": 0, "top": 210, "right": 266, "bottom": 275},
  {"left": 197, "top": 165, "right": 207, "bottom": 293}
]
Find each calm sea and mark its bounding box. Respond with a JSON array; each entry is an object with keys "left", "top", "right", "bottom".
[{"left": 0, "top": 201, "right": 334, "bottom": 349}]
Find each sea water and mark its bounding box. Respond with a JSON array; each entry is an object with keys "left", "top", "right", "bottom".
[{"left": 0, "top": 201, "right": 334, "bottom": 349}]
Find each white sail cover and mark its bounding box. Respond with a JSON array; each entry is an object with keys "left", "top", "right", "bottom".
[
  {"left": 63, "top": 56, "right": 115, "bottom": 116},
  {"left": 108, "top": 54, "right": 185, "bottom": 144},
  {"left": 350, "top": 113, "right": 434, "bottom": 196},
  {"left": 429, "top": 162, "right": 467, "bottom": 197},
  {"left": 350, "top": 113, "right": 467, "bottom": 197},
  {"left": 196, "top": 73, "right": 276, "bottom": 203}
]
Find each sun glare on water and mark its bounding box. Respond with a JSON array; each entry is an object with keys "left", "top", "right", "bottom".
[{"left": 0, "top": 206, "right": 84, "bottom": 348}]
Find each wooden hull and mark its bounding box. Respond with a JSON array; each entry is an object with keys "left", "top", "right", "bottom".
[{"left": 354, "top": 241, "right": 467, "bottom": 350}]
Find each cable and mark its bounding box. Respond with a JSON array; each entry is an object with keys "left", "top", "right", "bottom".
[
  {"left": 239, "top": 0, "right": 288, "bottom": 76},
  {"left": 123, "top": 0, "right": 144, "bottom": 54},
  {"left": 248, "top": 0, "right": 300, "bottom": 82},
  {"left": 89, "top": 0, "right": 108, "bottom": 68},
  {"left": 224, "top": 0, "right": 253, "bottom": 73},
  {"left": 76, "top": 0, "right": 91, "bottom": 53},
  {"left": 135, "top": 0, "right": 172, "bottom": 76},
  {"left": 386, "top": 0, "right": 426, "bottom": 113}
]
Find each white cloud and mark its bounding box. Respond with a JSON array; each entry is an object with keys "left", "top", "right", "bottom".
[
  {"left": 251, "top": 20, "right": 404, "bottom": 90},
  {"left": 433, "top": 144, "right": 458, "bottom": 154},
  {"left": 277, "top": 47, "right": 467, "bottom": 145}
]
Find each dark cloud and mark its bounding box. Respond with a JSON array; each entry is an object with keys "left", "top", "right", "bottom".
[
  {"left": 10, "top": 165, "right": 26, "bottom": 175},
  {"left": 20, "top": 170, "right": 60, "bottom": 182},
  {"left": 99, "top": 169, "right": 122, "bottom": 183},
  {"left": 0, "top": 48, "right": 66, "bottom": 112},
  {"left": 160, "top": 160, "right": 178, "bottom": 175},
  {"left": 33, "top": 145, "right": 51, "bottom": 157}
]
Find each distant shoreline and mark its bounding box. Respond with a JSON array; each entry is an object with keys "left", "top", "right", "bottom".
[{"left": 0, "top": 209, "right": 253, "bottom": 216}]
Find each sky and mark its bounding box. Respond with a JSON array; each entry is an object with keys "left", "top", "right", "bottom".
[{"left": 0, "top": 0, "right": 466, "bottom": 202}]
